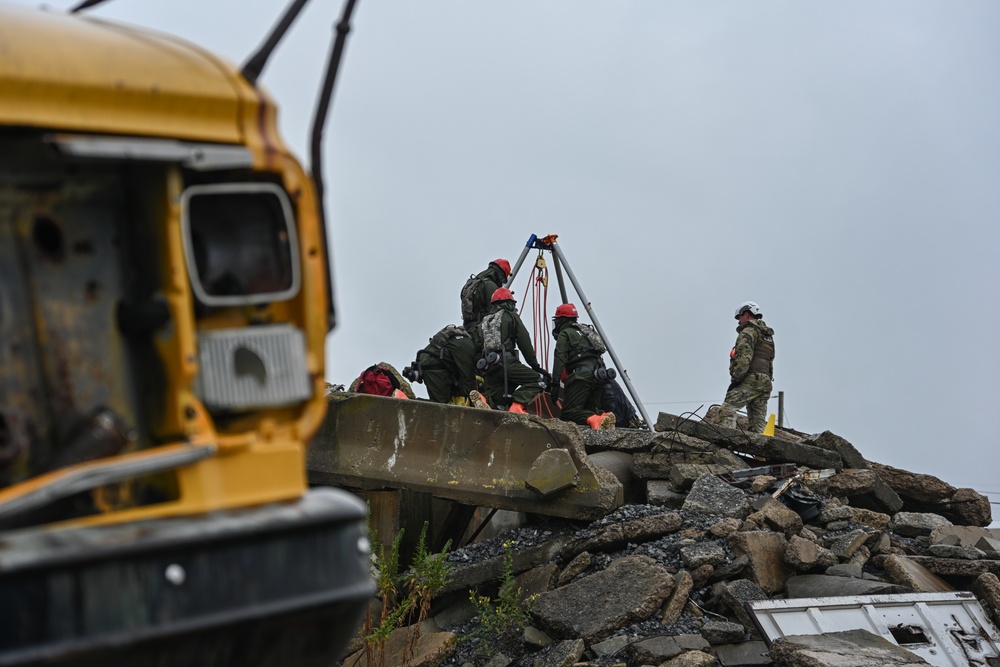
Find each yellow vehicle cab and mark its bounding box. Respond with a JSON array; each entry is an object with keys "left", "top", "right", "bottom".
[{"left": 0, "top": 4, "right": 370, "bottom": 665}]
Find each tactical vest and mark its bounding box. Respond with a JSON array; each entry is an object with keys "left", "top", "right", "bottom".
[{"left": 748, "top": 330, "right": 775, "bottom": 377}]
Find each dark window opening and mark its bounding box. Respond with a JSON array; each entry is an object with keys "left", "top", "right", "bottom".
[
  {"left": 890, "top": 625, "right": 930, "bottom": 645},
  {"left": 183, "top": 184, "right": 298, "bottom": 306}
]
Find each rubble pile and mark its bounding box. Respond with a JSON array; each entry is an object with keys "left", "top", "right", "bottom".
[{"left": 345, "top": 411, "right": 998, "bottom": 667}]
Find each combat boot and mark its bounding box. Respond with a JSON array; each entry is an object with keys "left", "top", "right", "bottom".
[
  {"left": 598, "top": 412, "right": 616, "bottom": 430},
  {"left": 508, "top": 402, "right": 527, "bottom": 414},
  {"left": 469, "top": 390, "right": 491, "bottom": 410}
]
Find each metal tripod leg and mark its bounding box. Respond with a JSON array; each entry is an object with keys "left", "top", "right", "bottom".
[{"left": 549, "top": 241, "right": 654, "bottom": 432}]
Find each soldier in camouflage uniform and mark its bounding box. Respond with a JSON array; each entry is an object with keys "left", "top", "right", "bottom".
[
  {"left": 460, "top": 258, "right": 511, "bottom": 329},
  {"left": 411, "top": 325, "right": 478, "bottom": 405},
  {"left": 475, "top": 288, "right": 548, "bottom": 413},
  {"left": 718, "top": 301, "right": 775, "bottom": 433},
  {"left": 549, "top": 304, "right": 615, "bottom": 430}
]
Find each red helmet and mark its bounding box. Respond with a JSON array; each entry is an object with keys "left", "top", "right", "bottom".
[
  {"left": 554, "top": 303, "right": 579, "bottom": 318},
  {"left": 491, "top": 287, "right": 515, "bottom": 303},
  {"left": 491, "top": 258, "right": 511, "bottom": 276}
]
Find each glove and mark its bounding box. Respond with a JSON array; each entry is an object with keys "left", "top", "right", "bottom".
[
  {"left": 549, "top": 384, "right": 560, "bottom": 404},
  {"left": 539, "top": 369, "right": 552, "bottom": 384}
]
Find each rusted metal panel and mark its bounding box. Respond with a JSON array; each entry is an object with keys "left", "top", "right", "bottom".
[
  {"left": 308, "top": 393, "right": 623, "bottom": 520},
  {"left": 748, "top": 592, "right": 1000, "bottom": 667}
]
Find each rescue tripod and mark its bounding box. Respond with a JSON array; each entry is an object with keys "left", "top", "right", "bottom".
[{"left": 505, "top": 233, "right": 655, "bottom": 432}]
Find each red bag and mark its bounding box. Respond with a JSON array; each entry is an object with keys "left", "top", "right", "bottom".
[{"left": 357, "top": 366, "right": 397, "bottom": 396}]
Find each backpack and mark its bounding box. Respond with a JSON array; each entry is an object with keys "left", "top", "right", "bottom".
[
  {"left": 429, "top": 325, "right": 468, "bottom": 351},
  {"left": 480, "top": 311, "right": 504, "bottom": 353},
  {"left": 575, "top": 323, "right": 607, "bottom": 354},
  {"left": 356, "top": 365, "right": 400, "bottom": 397},
  {"left": 460, "top": 274, "right": 482, "bottom": 325}
]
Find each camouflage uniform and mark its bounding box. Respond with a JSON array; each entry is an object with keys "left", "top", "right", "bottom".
[
  {"left": 462, "top": 265, "right": 503, "bottom": 330},
  {"left": 415, "top": 326, "right": 478, "bottom": 404},
  {"left": 551, "top": 320, "right": 605, "bottom": 425},
  {"left": 475, "top": 301, "right": 544, "bottom": 407},
  {"left": 718, "top": 318, "right": 774, "bottom": 433}
]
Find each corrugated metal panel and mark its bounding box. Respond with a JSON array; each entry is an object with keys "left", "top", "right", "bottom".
[
  {"left": 195, "top": 325, "right": 311, "bottom": 410},
  {"left": 748, "top": 592, "right": 1000, "bottom": 667}
]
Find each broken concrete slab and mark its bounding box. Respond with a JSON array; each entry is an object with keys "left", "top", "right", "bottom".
[
  {"left": 889, "top": 511, "right": 953, "bottom": 538},
  {"left": 825, "top": 563, "right": 864, "bottom": 579},
  {"left": 973, "top": 572, "right": 1000, "bottom": 629},
  {"left": 768, "top": 629, "right": 928, "bottom": 667},
  {"left": 812, "top": 468, "right": 877, "bottom": 497},
  {"left": 977, "top": 536, "right": 1000, "bottom": 557},
  {"left": 629, "top": 633, "right": 710, "bottom": 664},
  {"left": 514, "top": 562, "right": 560, "bottom": 603},
  {"left": 659, "top": 649, "right": 718, "bottom": 667},
  {"left": 680, "top": 541, "right": 727, "bottom": 570},
  {"left": 905, "top": 556, "right": 1000, "bottom": 579},
  {"left": 556, "top": 551, "right": 591, "bottom": 586},
  {"left": 720, "top": 579, "right": 769, "bottom": 629},
  {"left": 927, "top": 543, "right": 986, "bottom": 560},
  {"left": 785, "top": 574, "right": 911, "bottom": 598},
  {"left": 531, "top": 555, "right": 674, "bottom": 642},
  {"left": 560, "top": 511, "right": 683, "bottom": 559},
  {"left": 879, "top": 555, "right": 953, "bottom": 593},
  {"left": 749, "top": 497, "right": 803, "bottom": 538},
  {"left": 701, "top": 620, "right": 746, "bottom": 644},
  {"left": 661, "top": 569, "right": 694, "bottom": 625},
  {"left": 930, "top": 524, "right": 994, "bottom": 547},
  {"left": 943, "top": 487, "right": 993, "bottom": 527},
  {"left": 785, "top": 535, "right": 839, "bottom": 572},
  {"left": 342, "top": 625, "right": 456, "bottom": 667},
  {"left": 525, "top": 448, "right": 580, "bottom": 497},
  {"left": 828, "top": 529, "right": 870, "bottom": 560},
  {"left": 850, "top": 507, "right": 891, "bottom": 531},
  {"left": 712, "top": 640, "right": 771, "bottom": 666},
  {"left": 802, "top": 431, "right": 867, "bottom": 470},
  {"left": 870, "top": 462, "right": 992, "bottom": 526},
  {"left": 682, "top": 473, "right": 752, "bottom": 519},
  {"left": 657, "top": 413, "right": 843, "bottom": 470},
  {"left": 647, "top": 480, "right": 687, "bottom": 508},
  {"left": 728, "top": 530, "right": 790, "bottom": 594},
  {"left": 670, "top": 463, "right": 735, "bottom": 491},
  {"left": 443, "top": 536, "right": 571, "bottom": 595}
]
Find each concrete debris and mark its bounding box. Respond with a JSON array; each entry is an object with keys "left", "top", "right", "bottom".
[
  {"left": 355, "top": 411, "right": 995, "bottom": 667},
  {"left": 682, "top": 473, "right": 752, "bottom": 519},
  {"left": 768, "top": 629, "right": 929, "bottom": 666},
  {"left": 531, "top": 555, "right": 674, "bottom": 642}
]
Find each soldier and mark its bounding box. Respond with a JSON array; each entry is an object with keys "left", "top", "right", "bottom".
[
  {"left": 718, "top": 301, "right": 775, "bottom": 433},
  {"left": 476, "top": 288, "right": 549, "bottom": 413},
  {"left": 460, "top": 258, "right": 511, "bottom": 329},
  {"left": 406, "top": 325, "right": 478, "bottom": 405},
  {"left": 549, "top": 303, "right": 615, "bottom": 430}
]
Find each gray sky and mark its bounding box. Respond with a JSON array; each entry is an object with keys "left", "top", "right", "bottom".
[{"left": 16, "top": 1, "right": 1000, "bottom": 515}]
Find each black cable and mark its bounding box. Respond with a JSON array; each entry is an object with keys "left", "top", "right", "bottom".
[{"left": 70, "top": 0, "right": 112, "bottom": 12}]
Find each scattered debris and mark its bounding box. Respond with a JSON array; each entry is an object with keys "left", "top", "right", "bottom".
[{"left": 342, "top": 412, "right": 996, "bottom": 667}]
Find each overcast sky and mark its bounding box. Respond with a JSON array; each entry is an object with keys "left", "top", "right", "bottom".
[{"left": 14, "top": 1, "right": 1000, "bottom": 515}]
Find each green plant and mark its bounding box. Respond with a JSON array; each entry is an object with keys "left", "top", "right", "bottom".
[
  {"left": 401, "top": 523, "right": 452, "bottom": 662},
  {"left": 468, "top": 540, "right": 537, "bottom": 657},
  {"left": 355, "top": 521, "right": 452, "bottom": 667},
  {"left": 357, "top": 525, "right": 406, "bottom": 667}
]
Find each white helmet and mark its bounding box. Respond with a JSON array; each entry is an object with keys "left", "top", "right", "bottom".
[{"left": 734, "top": 301, "right": 761, "bottom": 319}]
